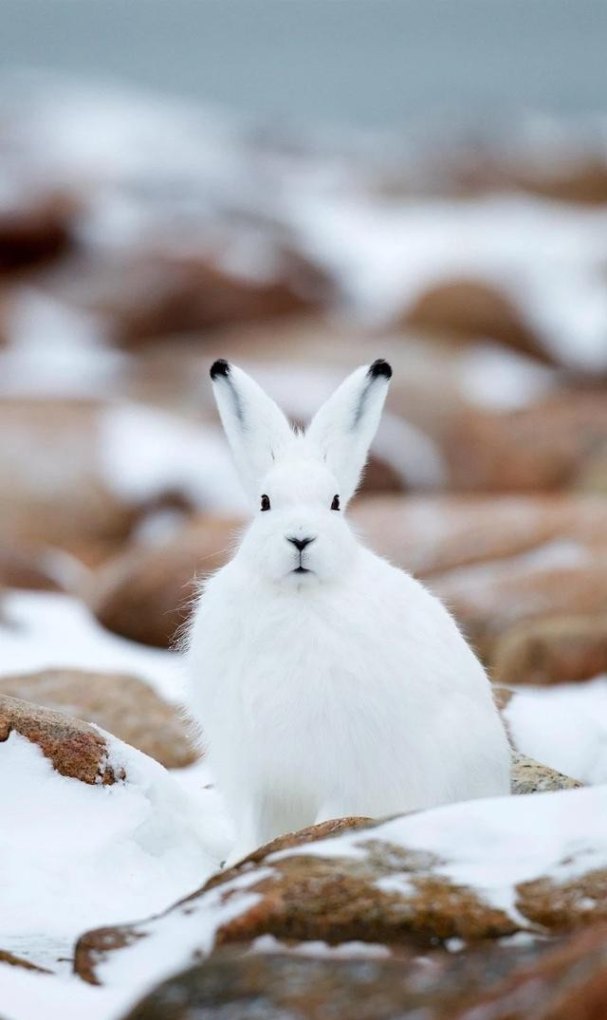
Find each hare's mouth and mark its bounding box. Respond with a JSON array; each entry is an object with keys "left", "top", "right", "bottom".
[{"left": 293, "top": 566, "right": 311, "bottom": 574}]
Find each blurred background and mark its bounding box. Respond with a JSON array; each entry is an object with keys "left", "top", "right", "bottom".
[{"left": 0, "top": 0, "right": 606, "bottom": 685}]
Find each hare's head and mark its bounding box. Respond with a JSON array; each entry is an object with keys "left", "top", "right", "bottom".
[{"left": 210, "top": 358, "right": 392, "bottom": 585}]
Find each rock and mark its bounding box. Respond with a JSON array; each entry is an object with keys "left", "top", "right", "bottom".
[
  {"left": 510, "top": 752, "right": 582, "bottom": 794},
  {"left": 350, "top": 494, "right": 607, "bottom": 578},
  {"left": 87, "top": 517, "right": 242, "bottom": 647},
  {"left": 460, "top": 150, "right": 607, "bottom": 206},
  {"left": 75, "top": 786, "right": 607, "bottom": 984},
  {"left": 448, "top": 922, "right": 607, "bottom": 1020},
  {"left": 493, "top": 613, "right": 607, "bottom": 686},
  {"left": 443, "top": 390, "right": 607, "bottom": 492},
  {"left": 0, "top": 669, "right": 198, "bottom": 769},
  {"left": 0, "top": 694, "right": 122, "bottom": 785},
  {"left": 405, "top": 277, "right": 548, "bottom": 363},
  {"left": 118, "top": 940, "right": 542, "bottom": 1020},
  {"left": 0, "top": 190, "right": 76, "bottom": 271},
  {"left": 0, "top": 398, "right": 137, "bottom": 552},
  {"left": 121, "top": 926, "right": 607, "bottom": 1020},
  {"left": 209, "top": 817, "right": 375, "bottom": 887},
  {"left": 121, "top": 949, "right": 435, "bottom": 1020},
  {"left": 59, "top": 244, "right": 332, "bottom": 348},
  {"left": 0, "top": 950, "right": 50, "bottom": 974},
  {"left": 0, "top": 547, "right": 63, "bottom": 591},
  {"left": 433, "top": 553, "right": 607, "bottom": 665}
]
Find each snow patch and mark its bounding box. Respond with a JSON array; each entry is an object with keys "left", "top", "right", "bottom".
[
  {"left": 249, "top": 934, "right": 391, "bottom": 958},
  {"left": 0, "top": 731, "right": 218, "bottom": 950},
  {"left": 0, "top": 589, "right": 185, "bottom": 703},
  {"left": 94, "top": 869, "right": 273, "bottom": 989},
  {"left": 458, "top": 342, "right": 558, "bottom": 412},
  {"left": 99, "top": 404, "right": 246, "bottom": 514},
  {"left": 505, "top": 676, "right": 607, "bottom": 785}
]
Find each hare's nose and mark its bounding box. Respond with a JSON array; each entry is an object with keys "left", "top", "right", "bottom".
[{"left": 287, "top": 536, "right": 315, "bottom": 552}]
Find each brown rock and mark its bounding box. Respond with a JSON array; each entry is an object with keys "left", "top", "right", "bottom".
[
  {"left": 0, "top": 694, "right": 122, "bottom": 785},
  {"left": 433, "top": 554, "right": 607, "bottom": 664},
  {"left": 119, "top": 940, "right": 545, "bottom": 1020},
  {"left": 208, "top": 817, "right": 375, "bottom": 888},
  {"left": 76, "top": 844, "right": 516, "bottom": 987},
  {"left": 463, "top": 152, "right": 607, "bottom": 206},
  {"left": 451, "top": 922, "right": 607, "bottom": 1019},
  {"left": 210, "top": 856, "right": 513, "bottom": 949},
  {"left": 405, "top": 277, "right": 548, "bottom": 363},
  {"left": 519, "top": 872, "right": 607, "bottom": 933},
  {"left": 493, "top": 613, "right": 607, "bottom": 686},
  {"left": 0, "top": 398, "right": 137, "bottom": 551},
  {"left": 0, "top": 190, "right": 76, "bottom": 271},
  {"left": 61, "top": 245, "right": 331, "bottom": 348},
  {"left": 122, "top": 949, "right": 430, "bottom": 1020},
  {"left": 350, "top": 494, "right": 607, "bottom": 578},
  {"left": 76, "top": 798, "right": 607, "bottom": 984},
  {"left": 0, "top": 547, "right": 63, "bottom": 591},
  {"left": 87, "top": 517, "right": 242, "bottom": 647},
  {"left": 122, "top": 926, "right": 607, "bottom": 1020},
  {"left": 0, "top": 950, "right": 50, "bottom": 974},
  {"left": 0, "top": 669, "right": 198, "bottom": 769},
  {"left": 515, "top": 159, "right": 607, "bottom": 205},
  {"left": 443, "top": 389, "right": 607, "bottom": 493},
  {"left": 511, "top": 752, "right": 582, "bottom": 795}
]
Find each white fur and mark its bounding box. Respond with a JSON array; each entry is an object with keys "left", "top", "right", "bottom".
[{"left": 187, "top": 360, "right": 511, "bottom": 864}]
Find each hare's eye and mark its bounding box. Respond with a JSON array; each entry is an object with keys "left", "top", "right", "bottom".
[
  {"left": 331, "top": 494, "right": 340, "bottom": 511},
  {"left": 260, "top": 494, "right": 271, "bottom": 512}
]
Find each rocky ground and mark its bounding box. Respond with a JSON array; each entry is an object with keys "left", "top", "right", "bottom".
[{"left": 0, "top": 80, "right": 606, "bottom": 1019}]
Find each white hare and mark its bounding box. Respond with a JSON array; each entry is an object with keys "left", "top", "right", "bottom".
[{"left": 187, "top": 358, "right": 510, "bottom": 864}]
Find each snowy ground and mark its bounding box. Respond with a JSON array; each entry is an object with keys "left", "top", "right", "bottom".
[{"left": 0, "top": 594, "right": 234, "bottom": 1017}]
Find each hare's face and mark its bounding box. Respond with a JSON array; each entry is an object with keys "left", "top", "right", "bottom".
[
  {"left": 209, "top": 357, "right": 391, "bottom": 587},
  {"left": 237, "top": 454, "right": 359, "bottom": 585}
]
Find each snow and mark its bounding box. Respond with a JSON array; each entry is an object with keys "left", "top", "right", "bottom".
[
  {"left": 291, "top": 192, "right": 607, "bottom": 373},
  {"left": 93, "top": 870, "right": 271, "bottom": 990},
  {"left": 505, "top": 676, "right": 607, "bottom": 785},
  {"left": 458, "top": 342, "right": 558, "bottom": 412},
  {"left": 0, "top": 590, "right": 185, "bottom": 703},
  {"left": 0, "top": 966, "right": 132, "bottom": 1020},
  {"left": 99, "top": 404, "right": 247, "bottom": 514},
  {"left": 249, "top": 935, "right": 391, "bottom": 958},
  {"left": 0, "top": 731, "right": 221, "bottom": 963}
]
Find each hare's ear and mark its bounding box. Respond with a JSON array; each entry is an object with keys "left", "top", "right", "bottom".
[
  {"left": 210, "top": 360, "right": 293, "bottom": 498},
  {"left": 306, "top": 359, "right": 392, "bottom": 505}
]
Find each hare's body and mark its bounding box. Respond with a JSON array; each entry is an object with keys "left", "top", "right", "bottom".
[
  {"left": 189, "top": 537, "right": 511, "bottom": 862},
  {"left": 187, "top": 358, "right": 511, "bottom": 863}
]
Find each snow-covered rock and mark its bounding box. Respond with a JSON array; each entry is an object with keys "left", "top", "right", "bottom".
[
  {"left": 75, "top": 785, "right": 607, "bottom": 988},
  {"left": 0, "top": 668, "right": 198, "bottom": 769}
]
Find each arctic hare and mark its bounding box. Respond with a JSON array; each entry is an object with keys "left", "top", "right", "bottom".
[{"left": 187, "top": 358, "right": 510, "bottom": 863}]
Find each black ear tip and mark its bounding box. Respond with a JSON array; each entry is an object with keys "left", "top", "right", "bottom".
[
  {"left": 369, "top": 358, "right": 392, "bottom": 380},
  {"left": 210, "top": 359, "right": 230, "bottom": 380}
]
